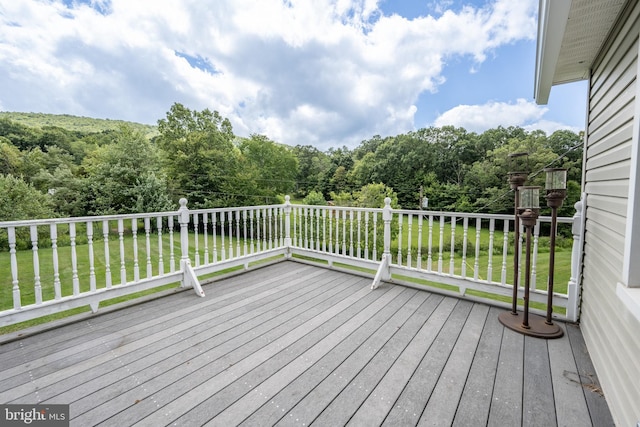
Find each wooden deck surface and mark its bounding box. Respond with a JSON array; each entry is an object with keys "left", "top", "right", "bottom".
[{"left": 0, "top": 261, "right": 613, "bottom": 426}]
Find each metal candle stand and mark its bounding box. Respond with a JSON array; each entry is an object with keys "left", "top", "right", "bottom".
[{"left": 498, "top": 163, "right": 566, "bottom": 339}]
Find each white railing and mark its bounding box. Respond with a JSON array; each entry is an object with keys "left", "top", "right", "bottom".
[
  {"left": 0, "top": 199, "right": 287, "bottom": 327},
  {"left": 0, "top": 195, "right": 583, "bottom": 327},
  {"left": 287, "top": 197, "right": 582, "bottom": 321}
]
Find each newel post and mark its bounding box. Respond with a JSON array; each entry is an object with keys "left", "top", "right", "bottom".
[
  {"left": 382, "top": 197, "right": 393, "bottom": 258},
  {"left": 566, "top": 194, "right": 585, "bottom": 322},
  {"left": 284, "top": 195, "right": 292, "bottom": 257},
  {"left": 371, "top": 197, "right": 393, "bottom": 289},
  {"left": 178, "top": 198, "right": 191, "bottom": 287}
]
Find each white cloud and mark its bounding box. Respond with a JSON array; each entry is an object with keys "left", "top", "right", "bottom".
[
  {"left": 524, "top": 119, "right": 583, "bottom": 136},
  {"left": 434, "top": 98, "right": 548, "bottom": 133},
  {"left": 0, "top": 0, "right": 539, "bottom": 149}
]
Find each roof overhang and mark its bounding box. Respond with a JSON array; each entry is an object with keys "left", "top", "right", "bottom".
[{"left": 534, "top": 0, "right": 628, "bottom": 105}]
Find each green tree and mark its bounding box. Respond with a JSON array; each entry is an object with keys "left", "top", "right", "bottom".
[
  {"left": 32, "top": 165, "right": 88, "bottom": 217},
  {"left": 292, "top": 145, "right": 331, "bottom": 197},
  {"left": 238, "top": 134, "right": 298, "bottom": 200},
  {"left": 302, "top": 190, "right": 326, "bottom": 205},
  {"left": 84, "top": 126, "right": 172, "bottom": 214},
  {"left": 354, "top": 183, "right": 399, "bottom": 209},
  {"left": 157, "top": 103, "right": 242, "bottom": 207},
  {"left": 0, "top": 139, "right": 23, "bottom": 176},
  {"left": 465, "top": 130, "right": 559, "bottom": 213},
  {"left": 0, "top": 174, "right": 56, "bottom": 221}
]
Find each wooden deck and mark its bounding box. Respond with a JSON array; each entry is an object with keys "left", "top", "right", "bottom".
[{"left": 0, "top": 261, "right": 613, "bottom": 426}]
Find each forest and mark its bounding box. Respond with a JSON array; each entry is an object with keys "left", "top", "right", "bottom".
[{"left": 0, "top": 103, "right": 583, "bottom": 222}]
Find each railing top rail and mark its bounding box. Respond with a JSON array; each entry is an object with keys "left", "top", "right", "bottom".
[
  {"left": 291, "top": 204, "right": 572, "bottom": 224},
  {"left": 0, "top": 200, "right": 574, "bottom": 229},
  {"left": 391, "top": 208, "right": 573, "bottom": 224},
  {"left": 188, "top": 204, "right": 285, "bottom": 215},
  {"left": 0, "top": 210, "right": 182, "bottom": 228},
  {"left": 290, "top": 204, "right": 384, "bottom": 214}
]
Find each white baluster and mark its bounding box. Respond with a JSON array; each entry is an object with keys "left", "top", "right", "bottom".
[
  {"left": 329, "top": 210, "right": 335, "bottom": 253},
  {"left": 335, "top": 210, "right": 340, "bottom": 254},
  {"left": 396, "top": 213, "right": 403, "bottom": 264},
  {"left": 356, "top": 211, "right": 362, "bottom": 258},
  {"left": 372, "top": 212, "right": 378, "bottom": 261},
  {"left": 473, "top": 217, "right": 482, "bottom": 280},
  {"left": 461, "top": 217, "right": 468, "bottom": 278},
  {"left": 518, "top": 221, "right": 524, "bottom": 288},
  {"left": 407, "top": 213, "right": 413, "bottom": 268},
  {"left": 531, "top": 221, "right": 540, "bottom": 290},
  {"left": 316, "top": 208, "right": 321, "bottom": 251},
  {"left": 341, "top": 210, "right": 347, "bottom": 255},
  {"left": 227, "top": 210, "right": 233, "bottom": 258},
  {"left": 203, "top": 213, "right": 209, "bottom": 264},
  {"left": 30, "top": 225, "right": 42, "bottom": 304},
  {"left": 501, "top": 220, "right": 509, "bottom": 285},
  {"left": 255, "top": 209, "right": 261, "bottom": 253},
  {"left": 168, "top": 216, "right": 175, "bottom": 273},
  {"left": 487, "top": 219, "right": 495, "bottom": 283},
  {"left": 277, "top": 207, "right": 290, "bottom": 246},
  {"left": 349, "top": 210, "right": 354, "bottom": 257},
  {"left": 308, "top": 207, "right": 313, "bottom": 249},
  {"left": 243, "top": 210, "right": 248, "bottom": 255},
  {"left": 157, "top": 217, "right": 164, "bottom": 276},
  {"left": 70, "top": 222, "right": 80, "bottom": 295},
  {"left": 262, "top": 208, "right": 267, "bottom": 252},
  {"left": 193, "top": 213, "right": 200, "bottom": 267},
  {"left": 132, "top": 219, "right": 140, "bottom": 282},
  {"left": 145, "top": 218, "right": 152, "bottom": 278},
  {"left": 249, "top": 210, "right": 255, "bottom": 254},
  {"left": 438, "top": 216, "right": 445, "bottom": 274},
  {"left": 50, "top": 223, "right": 61, "bottom": 299},
  {"left": 236, "top": 210, "right": 241, "bottom": 255},
  {"left": 474, "top": 218, "right": 481, "bottom": 281},
  {"left": 302, "top": 207, "right": 307, "bottom": 249},
  {"left": 364, "top": 211, "right": 369, "bottom": 260},
  {"left": 8, "top": 227, "right": 20, "bottom": 309},
  {"left": 450, "top": 216, "right": 456, "bottom": 275},
  {"left": 428, "top": 215, "right": 433, "bottom": 271},
  {"left": 220, "top": 211, "right": 227, "bottom": 261},
  {"left": 416, "top": 214, "right": 423, "bottom": 270},
  {"left": 118, "top": 219, "right": 126, "bottom": 285},
  {"left": 212, "top": 212, "right": 218, "bottom": 261},
  {"left": 322, "top": 209, "right": 327, "bottom": 252},
  {"left": 87, "top": 221, "right": 96, "bottom": 291},
  {"left": 292, "top": 207, "right": 298, "bottom": 248}
]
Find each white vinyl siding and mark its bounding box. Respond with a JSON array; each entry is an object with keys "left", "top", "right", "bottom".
[{"left": 581, "top": 2, "right": 640, "bottom": 426}]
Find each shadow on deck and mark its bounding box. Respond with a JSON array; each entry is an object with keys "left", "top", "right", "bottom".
[{"left": 0, "top": 261, "right": 613, "bottom": 426}]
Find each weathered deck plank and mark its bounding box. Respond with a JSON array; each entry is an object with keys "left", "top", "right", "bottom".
[
  {"left": 487, "top": 320, "right": 524, "bottom": 426},
  {"left": 451, "top": 306, "right": 503, "bottom": 426},
  {"left": 0, "top": 261, "right": 613, "bottom": 427},
  {"left": 547, "top": 323, "right": 591, "bottom": 427},
  {"left": 523, "top": 335, "right": 556, "bottom": 426},
  {"left": 566, "top": 322, "right": 616, "bottom": 426}
]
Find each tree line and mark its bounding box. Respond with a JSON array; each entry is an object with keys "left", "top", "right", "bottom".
[{"left": 0, "top": 103, "right": 583, "bottom": 221}]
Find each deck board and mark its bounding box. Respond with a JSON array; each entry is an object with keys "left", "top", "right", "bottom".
[
  {"left": 451, "top": 306, "right": 503, "bottom": 426},
  {"left": 523, "top": 336, "right": 556, "bottom": 426},
  {"left": 0, "top": 261, "right": 613, "bottom": 426}
]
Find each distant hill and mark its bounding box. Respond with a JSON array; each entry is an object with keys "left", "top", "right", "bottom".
[{"left": 0, "top": 111, "right": 159, "bottom": 139}]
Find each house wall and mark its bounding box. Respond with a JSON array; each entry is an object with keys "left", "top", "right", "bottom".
[{"left": 582, "top": 2, "right": 640, "bottom": 425}]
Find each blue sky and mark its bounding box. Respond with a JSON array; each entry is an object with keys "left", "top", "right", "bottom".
[{"left": 0, "top": 0, "right": 587, "bottom": 149}]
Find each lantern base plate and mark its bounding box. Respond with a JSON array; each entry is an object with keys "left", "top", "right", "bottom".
[{"left": 498, "top": 311, "right": 564, "bottom": 339}]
